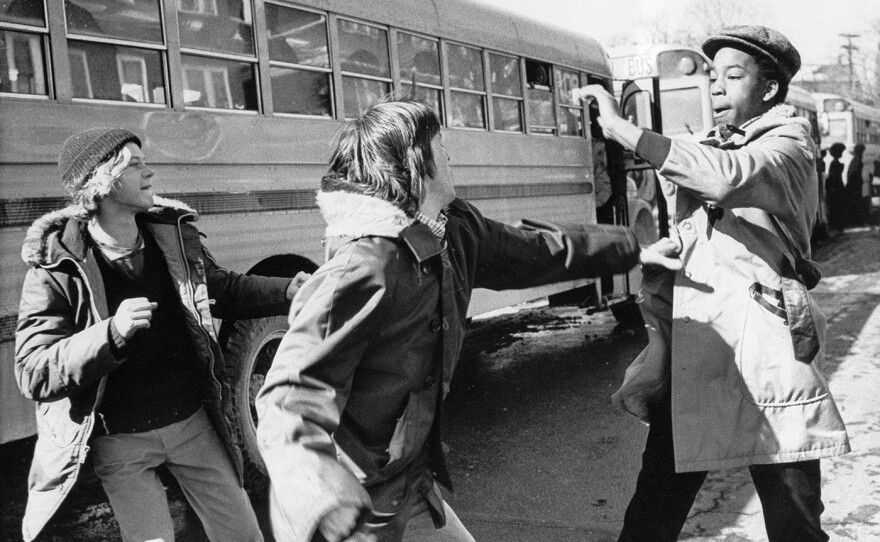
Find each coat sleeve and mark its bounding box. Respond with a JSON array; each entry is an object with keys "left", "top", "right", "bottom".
[
  {"left": 14, "top": 266, "right": 123, "bottom": 401},
  {"left": 659, "top": 125, "right": 817, "bottom": 222},
  {"left": 255, "top": 240, "right": 383, "bottom": 541},
  {"left": 450, "top": 200, "right": 640, "bottom": 291},
  {"left": 199, "top": 241, "right": 292, "bottom": 319}
]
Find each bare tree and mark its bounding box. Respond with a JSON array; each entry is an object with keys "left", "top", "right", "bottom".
[{"left": 681, "top": 0, "right": 768, "bottom": 46}]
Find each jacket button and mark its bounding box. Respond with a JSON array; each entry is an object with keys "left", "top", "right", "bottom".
[
  {"left": 681, "top": 221, "right": 693, "bottom": 231},
  {"left": 430, "top": 318, "right": 442, "bottom": 332},
  {"left": 423, "top": 375, "right": 436, "bottom": 389},
  {"left": 682, "top": 316, "right": 692, "bottom": 323},
  {"left": 421, "top": 264, "right": 430, "bottom": 274}
]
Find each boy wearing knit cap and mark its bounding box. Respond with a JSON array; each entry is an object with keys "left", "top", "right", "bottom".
[
  {"left": 15, "top": 128, "right": 307, "bottom": 542},
  {"left": 574, "top": 26, "right": 849, "bottom": 542}
]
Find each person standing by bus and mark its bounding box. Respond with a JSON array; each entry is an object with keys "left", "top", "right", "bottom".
[
  {"left": 254, "top": 96, "right": 682, "bottom": 542},
  {"left": 14, "top": 128, "right": 308, "bottom": 542},
  {"left": 846, "top": 143, "right": 867, "bottom": 226},
  {"left": 825, "top": 142, "right": 847, "bottom": 233},
  {"left": 573, "top": 26, "right": 849, "bottom": 542}
]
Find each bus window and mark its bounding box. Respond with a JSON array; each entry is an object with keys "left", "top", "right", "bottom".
[
  {"left": 488, "top": 52, "right": 523, "bottom": 132},
  {"left": 659, "top": 87, "right": 703, "bottom": 135},
  {"left": 526, "top": 59, "right": 555, "bottom": 135},
  {"left": 178, "top": 0, "right": 255, "bottom": 57},
  {"left": 266, "top": 4, "right": 332, "bottom": 117},
  {"left": 555, "top": 68, "right": 583, "bottom": 136},
  {"left": 338, "top": 18, "right": 391, "bottom": 118},
  {"left": 0, "top": 30, "right": 48, "bottom": 96},
  {"left": 828, "top": 118, "right": 849, "bottom": 140},
  {"left": 621, "top": 85, "right": 653, "bottom": 130},
  {"left": 447, "top": 43, "right": 486, "bottom": 129},
  {"left": 398, "top": 32, "right": 443, "bottom": 119},
  {"left": 65, "top": 0, "right": 167, "bottom": 104},
  {"left": 67, "top": 0, "right": 163, "bottom": 44}
]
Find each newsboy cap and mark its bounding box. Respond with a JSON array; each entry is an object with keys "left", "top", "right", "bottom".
[
  {"left": 58, "top": 127, "right": 141, "bottom": 188},
  {"left": 702, "top": 25, "right": 801, "bottom": 81}
]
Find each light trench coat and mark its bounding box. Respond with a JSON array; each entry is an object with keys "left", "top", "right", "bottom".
[{"left": 646, "top": 104, "right": 850, "bottom": 473}]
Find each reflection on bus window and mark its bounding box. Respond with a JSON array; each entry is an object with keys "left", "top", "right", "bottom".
[
  {"left": 270, "top": 67, "right": 330, "bottom": 116},
  {"left": 0, "top": 30, "right": 47, "bottom": 95},
  {"left": 266, "top": 3, "right": 328, "bottom": 67},
  {"left": 401, "top": 82, "right": 441, "bottom": 117},
  {"left": 448, "top": 44, "right": 484, "bottom": 91},
  {"left": 0, "top": 0, "right": 45, "bottom": 27},
  {"left": 338, "top": 19, "right": 389, "bottom": 78},
  {"left": 448, "top": 43, "right": 485, "bottom": 129},
  {"left": 450, "top": 91, "right": 485, "bottom": 129},
  {"left": 343, "top": 75, "right": 388, "bottom": 117},
  {"left": 65, "top": 0, "right": 162, "bottom": 44},
  {"left": 69, "top": 41, "right": 165, "bottom": 103},
  {"left": 489, "top": 53, "right": 522, "bottom": 132},
  {"left": 526, "top": 59, "right": 554, "bottom": 135},
  {"left": 398, "top": 33, "right": 440, "bottom": 86},
  {"left": 492, "top": 97, "right": 522, "bottom": 132},
  {"left": 182, "top": 55, "right": 256, "bottom": 110},
  {"left": 556, "top": 69, "right": 582, "bottom": 136},
  {"left": 178, "top": 0, "right": 254, "bottom": 56},
  {"left": 660, "top": 87, "right": 702, "bottom": 135}
]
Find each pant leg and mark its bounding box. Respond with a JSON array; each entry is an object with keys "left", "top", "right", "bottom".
[
  {"left": 91, "top": 430, "right": 176, "bottom": 542},
  {"left": 618, "top": 399, "right": 707, "bottom": 542},
  {"left": 749, "top": 460, "right": 829, "bottom": 542},
  {"left": 402, "top": 499, "right": 475, "bottom": 542},
  {"left": 161, "top": 408, "right": 263, "bottom": 542}
]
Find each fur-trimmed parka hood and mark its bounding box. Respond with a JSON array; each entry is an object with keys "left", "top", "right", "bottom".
[
  {"left": 21, "top": 196, "right": 197, "bottom": 266},
  {"left": 316, "top": 175, "right": 414, "bottom": 239}
]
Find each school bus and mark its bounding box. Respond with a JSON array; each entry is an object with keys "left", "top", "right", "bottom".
[
  {"left": 608, "top": 44, "right": 713, "bottom": 285},
  {"left": 0, "top": 0, "right": 647, "bottom": 485},
  {"left": 815, "top": 92, "right": 880, "bottom": 211}
]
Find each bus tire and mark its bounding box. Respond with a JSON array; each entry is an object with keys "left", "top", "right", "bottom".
[{"left": 222, "top": 313, "right": 289, "bottom": 495}]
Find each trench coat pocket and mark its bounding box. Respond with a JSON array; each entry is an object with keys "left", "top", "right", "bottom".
[
  {"left": 37, "top": 402, "right": 83, "bottom": 446},
  {"left": 382, "top": 387, "right": 436, "bottom": 476},
  {"left": 737, "top": 282, "right": 829, "bottom": 406}
]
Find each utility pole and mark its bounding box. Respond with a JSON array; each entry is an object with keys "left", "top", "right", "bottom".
[{"left": 840, "top": 33, "right": 860, "bottom": 98}]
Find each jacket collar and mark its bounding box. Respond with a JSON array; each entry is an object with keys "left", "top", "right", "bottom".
[
  {"left": 316, "top": 182, "right": 443, "bottom": 262},
  {"left": 21, "top": 196, "right": 196, "bottom": 266},
  {"left": 703, "top": 104, "right": 806, "bottom": 148}
]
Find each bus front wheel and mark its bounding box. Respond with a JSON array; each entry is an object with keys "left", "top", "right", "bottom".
[{"left": 221, "top": 313, "right": 289, "bottom": 495}]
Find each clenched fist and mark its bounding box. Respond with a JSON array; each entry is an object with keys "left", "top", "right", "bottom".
[{"left": 113, "top": 297, "right": 158, "bottom": 340}]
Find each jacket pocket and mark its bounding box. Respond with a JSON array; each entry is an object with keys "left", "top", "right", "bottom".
[
  {"left": 737, "top": 282, "right": 829, "bottom": 406},
  {"left": 381, "top": 387, "right": 436, "bottom": 477},
  {"left": 37, "top": 402, "right": 83, "bottom": 447}
]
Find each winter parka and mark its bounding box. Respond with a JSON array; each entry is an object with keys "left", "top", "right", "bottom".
[
  {"left": 255, "top": 184, "right": 641, "bottom": 542},
  {"left": 14, "top": 197, "right": 292, "bottom": 541},
  {"left": 649, "top": 105, "right": 850, "bottom": 472}
]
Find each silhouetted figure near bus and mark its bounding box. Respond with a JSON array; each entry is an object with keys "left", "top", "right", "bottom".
[
  {"left": 825, "top": 142, "right": 846, "bottom": 232},
  {"left": 574, "top": 25, "right": 849, "bottom": 542},
  {"left": 254, "top": 96, "right": 682, "bottom": 542},
  {"left": 14, "top": 128, "right": 308, "bottom": 542},
  {"left": 812, "top": 148, "right": 829, "bottom": 244},
  {"left": 846, "top": 143, "right": 867, "bottom": 226}
]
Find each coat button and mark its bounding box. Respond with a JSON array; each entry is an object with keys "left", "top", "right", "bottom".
[
  {"left": 430, "top": 318, "right": 442, "bottom": 332},
  {"left": 421, "top": 264, "right": 430, "bottom": 274},
  {"left": 682, "top": 316, "right": 692, "bottom": 323},
  {"left": 681, "top": 221, "right": 693, "bottom": 231},
  {"left": 423, "top": 375, "right": 436, "bottom": 389}
]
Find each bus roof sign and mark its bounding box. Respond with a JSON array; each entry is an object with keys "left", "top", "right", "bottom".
[{"left": 612, "top": 55, "right": 655, "bottom": 79}]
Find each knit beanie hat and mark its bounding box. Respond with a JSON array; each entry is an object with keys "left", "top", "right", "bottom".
[{"left": 58, "top": 127, "right": 141, "bottom": 199}]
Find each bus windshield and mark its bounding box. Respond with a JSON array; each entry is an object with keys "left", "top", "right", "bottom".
[{"left": 660, "top": 87, "right": 705, "bottom": 136}]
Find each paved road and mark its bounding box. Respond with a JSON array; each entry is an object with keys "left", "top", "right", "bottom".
[{"left": 444, "top": 228, "right": 880, "bottom": 541}]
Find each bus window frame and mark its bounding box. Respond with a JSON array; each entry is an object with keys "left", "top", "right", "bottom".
[
  {"left": 444, "top": 39, "right": 487, "bottom": 131},
  {"left": 393, "top": 28, "right": 445, "bottom": 124},
  {"left": 263, "top": 1, "right": 334, "bottom": 119},
  {"left": 486, "top": 49, "right": 524, "bottom": 134},
  {"left": 332, "top": 14, "right": 392, "bottom": 119}
]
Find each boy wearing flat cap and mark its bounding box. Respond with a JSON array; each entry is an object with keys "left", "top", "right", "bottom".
[
  {"left": 574, "top": 26, "right": 849, "bottom": 542},
  {"left": 15, "top": 128, "right": 308, "bottom": 541}
]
